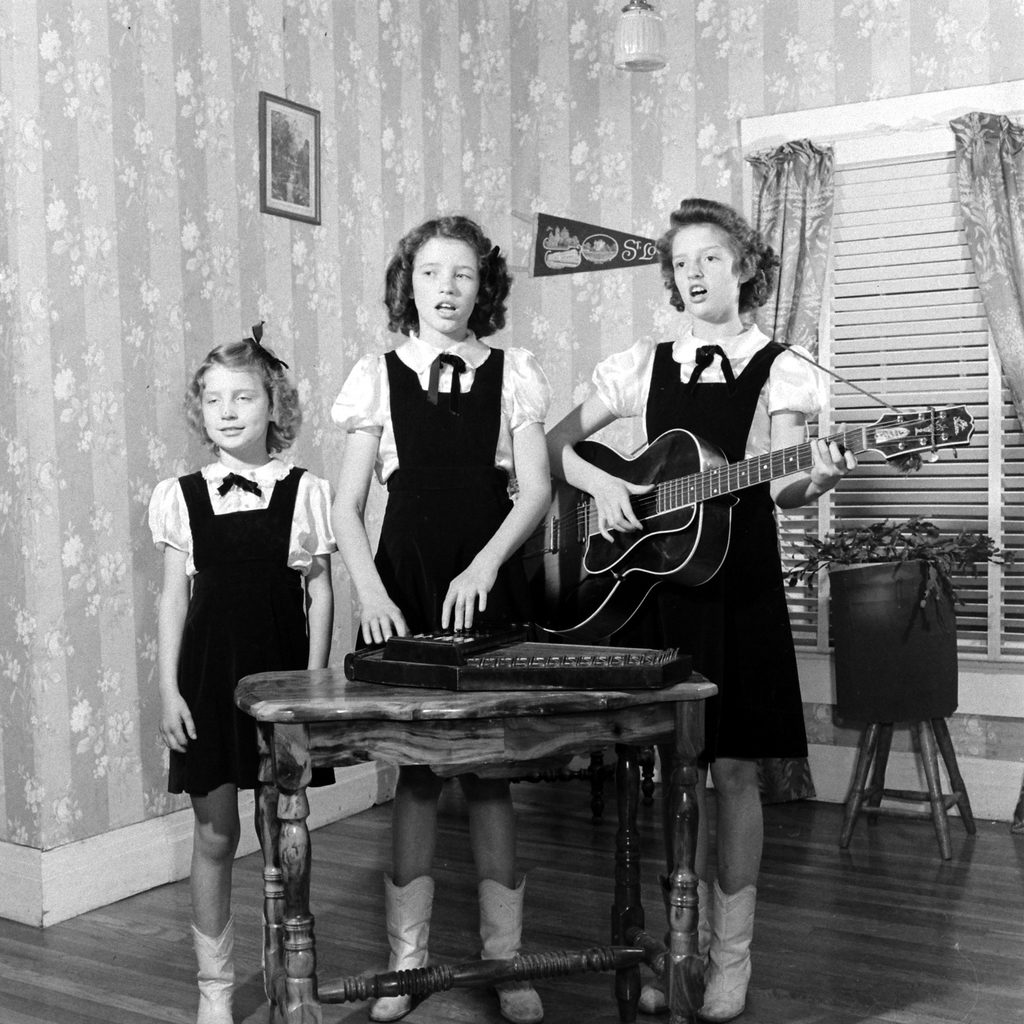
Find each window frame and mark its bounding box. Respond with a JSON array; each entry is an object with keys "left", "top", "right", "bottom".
[{"left": 740, "top": 81, "right": 1024, "bottom": 668}]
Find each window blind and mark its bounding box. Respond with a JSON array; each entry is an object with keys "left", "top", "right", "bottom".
[{"left": 780, "top": 150, "right": 1021, "bottom": 658}]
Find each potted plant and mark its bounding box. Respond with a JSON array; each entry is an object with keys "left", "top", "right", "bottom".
[{"left": 787, "top": 517, "right": 1012, "bottom": 721}]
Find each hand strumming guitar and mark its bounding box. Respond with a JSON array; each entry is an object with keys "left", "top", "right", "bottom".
[{"left": 586, "top": 468, "right": 654, "bottom": 541}]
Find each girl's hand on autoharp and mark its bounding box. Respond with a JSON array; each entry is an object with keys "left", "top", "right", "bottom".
[{"left": 358, "top": 593, "right": 409, "bottom": 645}]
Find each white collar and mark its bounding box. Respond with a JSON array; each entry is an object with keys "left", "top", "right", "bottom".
[
  {"left": 202, "top": 459, "right": 292, "bottom": 486},
  {"left": 670, "top": 323, "right": 769, "bottom": 368},
  {"left": 398, "top": 331, "right": 492, "bottom": 374}
]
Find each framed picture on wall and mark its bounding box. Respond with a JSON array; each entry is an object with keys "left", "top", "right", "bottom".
[{"left": 258, "top": 91, "right": 321, "bottom": 225}]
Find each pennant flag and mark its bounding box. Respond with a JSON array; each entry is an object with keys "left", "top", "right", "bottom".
[{"left": 531, "top": 212, "right": 659, "bottom": 277}]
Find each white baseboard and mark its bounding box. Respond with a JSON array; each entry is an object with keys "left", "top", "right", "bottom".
[
  {"left": 3, "top": 731, "right": 1015, "bottom": 929},
  {"left": 0, "top": 762, "right": 398, "bottom": 928},
  {"left": 796, "top": 651, "right": 1023, "bottom": 822},
  {"left": 807, "top": 743, "right": 1019, "bottom": 823},
  {"left": 796, "top": 650, "right": 1024, "bottom": 718}
]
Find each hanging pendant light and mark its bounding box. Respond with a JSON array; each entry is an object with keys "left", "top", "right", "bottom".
[{"left": 613, "top": 0, "right": 668, "bottom": 72}]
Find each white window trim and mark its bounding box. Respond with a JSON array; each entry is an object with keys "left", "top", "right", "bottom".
[{"left": 739, "top": 79, "right": 1024, "bottom": 168}]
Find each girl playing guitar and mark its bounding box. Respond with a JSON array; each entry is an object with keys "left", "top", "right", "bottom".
[{"left": 546, "top": 198, "right": 856, "bottom": 1023}]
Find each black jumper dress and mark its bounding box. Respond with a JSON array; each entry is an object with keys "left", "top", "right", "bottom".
[
  {"left": 618, "top": 341, "right": 808, "bottom": 762},
  {"left": 171, "top": 468, "right": 331, "bottom": 795},
  {"left": 374, "top": 347, "right": 531, "bottom": 637}
]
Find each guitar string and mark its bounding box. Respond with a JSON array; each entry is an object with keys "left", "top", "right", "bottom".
[
  {"left": 552, "top": 348, "right": 907, "bottom": 543},
  {"left": 557, "top": 408, "right": 955, "bottom": 540},
  {"left": 526, "top": 352, "right": 912, "bottom": 560},
  {"left": 560, "top": 423, "right": 870, "bottom": 538},
  {"left": 626, "top": 346, "right": 904, "bottom": 530}
]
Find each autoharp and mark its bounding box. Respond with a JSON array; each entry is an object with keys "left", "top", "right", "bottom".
[{"left": 343, "top": 625, "right": 692, "bottom": 692}]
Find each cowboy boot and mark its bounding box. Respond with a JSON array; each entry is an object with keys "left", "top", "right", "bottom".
[
  {"left": 639, "top": 877, "right": 710, "bottom": 1014},
  {"left": 478, "top": 877, "right": 544, "bottom": 1024},
  {"left": 191, "top": 917, "right": 234, "bottom": 1024},
  {"left": 369, "top": 875, "right": 435, "bottom": 1022},
  {"left": 697, "top": 880, "right": 756, "bottom": 1022}
]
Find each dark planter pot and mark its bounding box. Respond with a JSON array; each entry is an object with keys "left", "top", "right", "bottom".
[{"left": 829, "top": 560, "right": 958, "bottom": 723}]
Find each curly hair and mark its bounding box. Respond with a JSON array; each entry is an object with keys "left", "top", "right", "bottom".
[
  {"left": 184, "top": 336, "right": 301, "bottom": 454},
  {"left": 384, "top": 215, "right": 512, "bottom": 338},
  {"left": 655, "top": 198, "right": 778, "bottom": 316}
]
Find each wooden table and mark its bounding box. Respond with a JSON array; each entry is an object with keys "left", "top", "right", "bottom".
[{"left": 236, "top": 668, "right": 716, "bottom": 1024}]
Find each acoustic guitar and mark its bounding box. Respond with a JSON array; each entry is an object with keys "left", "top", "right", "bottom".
[{"left": 526, "top": 406, "right": 975, "bottom": 643}]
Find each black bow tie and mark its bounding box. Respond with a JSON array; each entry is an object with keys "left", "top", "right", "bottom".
[
  {"left": 217, "top": 472, "right": 262, "bottom": 498},
  {"left": 427, "top": 352, "right": 467, "bottom": 415},
  {"left": 683, "top": 344, "right": 736, "bottom": 396}
]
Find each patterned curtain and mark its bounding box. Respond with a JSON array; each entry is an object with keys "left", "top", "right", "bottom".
[
  {"left": 747, "top": 139, "right": 836, "bottom": 802},
  {"left": 950, "top": 112, "right": 1024, "bottom": 429},
  {"left": 951, "top": 112, "right": 1024, "bottom": 827},
  {"left": 748, "top": 138, "right": 836, "bottom": 357}
]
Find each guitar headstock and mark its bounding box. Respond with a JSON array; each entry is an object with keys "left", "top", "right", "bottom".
[{"left": 867, "top": 406, "right": 975, "bottom": 462}]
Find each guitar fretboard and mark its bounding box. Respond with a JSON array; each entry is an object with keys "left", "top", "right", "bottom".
[
  {"left": 532, "top": 404, "right": 971, "bottom": 555},
  {"left": 656, "top": 425, "right": 866, "bottom": 511},
  {"left": 571, "top": 426, "right": 866, "bottom": 540}
]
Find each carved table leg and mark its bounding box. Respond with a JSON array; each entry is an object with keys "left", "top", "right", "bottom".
[
  {"left": 640, "top": 746, "right": 657, "bottom": 805},
  {"left": 612, "top": 744, "right": 642, "bottom": 1023},
  {"left": 663, "top": 702, "right": 705, "bottom": 1024},
  {"left": 255, "top": 725, "right": 286, "bottom": 1020},
  {"left": 273, "top": 723, "right": 322, "bottom": 1024}
]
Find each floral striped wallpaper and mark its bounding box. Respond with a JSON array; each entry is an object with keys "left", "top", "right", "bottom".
[{"left": 2, "top": 0, "right": 1023, "bottom": 851}]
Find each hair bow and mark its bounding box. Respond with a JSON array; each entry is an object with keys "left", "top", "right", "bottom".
[{"left": 247, "top": 321, "right": 289, "bottom": 371}]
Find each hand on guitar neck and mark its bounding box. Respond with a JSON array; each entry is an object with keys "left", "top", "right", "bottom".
[{"left": 529, "top": 405, "right": 975, "bottom": 642}]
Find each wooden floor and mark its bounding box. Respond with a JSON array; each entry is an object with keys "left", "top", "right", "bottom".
[{"left": 1, "top": 780, "right": 1022, "bottom": 1024}]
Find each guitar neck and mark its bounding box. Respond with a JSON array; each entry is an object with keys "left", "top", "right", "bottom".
[
  {"left": 554, "top": 426, "right": 868, "bottom": 548},
  {"left": 530, "top": 404, "right": 972, "bottom": 561},
  {"left": 662, "top": 425, "right": 867, "bottom": 507}
]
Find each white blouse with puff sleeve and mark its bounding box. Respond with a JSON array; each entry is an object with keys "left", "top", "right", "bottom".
[
  {"left": 592, "top": 325, "right": 826, "bottom": 459},
  {"left": 148, "top": 459, "right": 337, "bottom": 578},
  {"left": 331, "top": 333, "right": 551, "bottom": 483}
]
